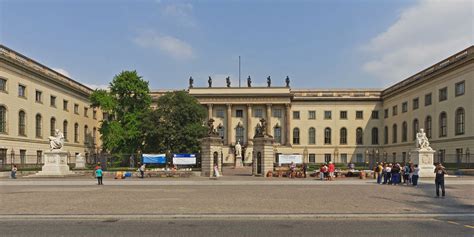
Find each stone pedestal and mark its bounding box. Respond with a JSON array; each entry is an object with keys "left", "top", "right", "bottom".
[
  {"left": 200, "top": 136, "right": 223, "bottom": 177},
  {"left": 252, "top": 136, "right": 274, "bottom": 176},
  {"left": 75, "top": 154, "right": 86, "bottom": 169},
  {"left": 235, "top": 155, "right": 243, "bottom": 168},
  {"left": 411, "top": 149, "right": 436, "bottom": 178},
  {"left": 36, "top": 151, "right": 75, "bottom": 176}
]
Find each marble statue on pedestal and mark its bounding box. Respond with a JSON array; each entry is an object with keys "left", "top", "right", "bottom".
[
  {"left": 49, "top": 129, "right": 64, "bottom": 151},
  {"left": 416, "top": 128, "right": 432, "bottom": 151},
  {"left": 411, "top": 128, "right": 436, "bottom": 177}
]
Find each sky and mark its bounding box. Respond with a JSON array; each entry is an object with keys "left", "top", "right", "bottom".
[{"left": 0, "top": 0, "right": 472, "bottom": 90}]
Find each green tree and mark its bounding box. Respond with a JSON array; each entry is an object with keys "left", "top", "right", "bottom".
[
  {"left": 143, "top": 91, "right": 207, "bottom": 154},
  {"left": 90, "top": 70, "right": 151, "bottom": 155}
]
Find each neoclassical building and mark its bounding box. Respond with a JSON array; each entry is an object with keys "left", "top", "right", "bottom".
[{"left": 1, "top": 43, "right": 472, "bottom": 167}]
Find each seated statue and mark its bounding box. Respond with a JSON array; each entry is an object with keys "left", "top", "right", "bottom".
[
  {"left": 416, "top": 128, "right": 432, "bottom": 151},
  {"left": 49, "top": 129, "right": 65, "bottom": 150}
]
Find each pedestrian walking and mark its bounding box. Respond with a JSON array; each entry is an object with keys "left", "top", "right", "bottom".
[
  {"left": 95, "top": 166, "right": 103, "bottom": 185},
  {"left": 138, "top": 163, "right": 146, "bottom": 178},
  {"left": 328, "top": 162, "right": 335, "bottom": 180},
  {"left": 11, "top": 165, "right": 17, "bottom": 179},
  {"left": 412, "top": 164, "right": 420, "bottom": 187},
  {"left": 213, "top": 163, "right": 220, "bottom": 178},
  {"left": 302, "top": 163, "right": 307, "bottom": 178},
  {"left": 434, "top": 163, "right": 447, "bottom": 198},
  {"left": 376, "top": 163, "right": 383, "bottom": 184}
]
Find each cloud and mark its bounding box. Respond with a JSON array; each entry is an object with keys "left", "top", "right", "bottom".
[
  {"left": 160, "top": 3, "right": 197, "bottom": 28},
  {"left": 362, "top": 0, "right": 474, "bottom": 85},
  {"left": 133, "top": 30, "right": 195, "bottom": 60},
  {"left": 52, "top": 68, "right": 71, "bottom": 78}
]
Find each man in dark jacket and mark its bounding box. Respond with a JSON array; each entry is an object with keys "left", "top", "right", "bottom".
[{"left": 434, "top": 163, "right": 447, "bottom": 198}]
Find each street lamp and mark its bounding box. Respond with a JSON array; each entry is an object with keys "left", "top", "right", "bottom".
[
  {"left": 466, "top": 148, "right": 470, "bottom": 169},
  {"left": 375, "top": 149, "right": 379, "bottom": 163},
  {"left": 365, "top": 148, "right": 369, "bottom": 170},
  {"left": 10, "top": 149, "right": 15, "bottom": 168}
]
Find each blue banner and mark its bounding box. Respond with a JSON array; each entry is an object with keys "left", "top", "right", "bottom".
[{"left": 142, "top": 154, "right": 166, "bottom": 164}]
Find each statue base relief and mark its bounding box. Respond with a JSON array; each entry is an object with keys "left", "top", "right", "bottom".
[
  {"left": 235, "top": 155, "right": 243, "bottom": 168},
  {"left": 411, "top": 149, "right": 436, "bottom": 178},
  {"left": 36, "top": 151, "right": 75, "bottom": 176},
  {"left": 75, "top": 155, "right": 86, "bottom": 169}
]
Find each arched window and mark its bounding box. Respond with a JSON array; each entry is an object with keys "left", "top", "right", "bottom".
[
  {"left": 324, "top": 127, "right": 331, "bottom": 144},
  {"left": 402, "top": 121, "right": 407, "bottom": 142},
  {"left": 74, "top": 123, "right": 79, "bottom": 143},
  {"left": 0, "top": 106, "right": 6, "bottom": 133},
  {"left": 425, "top": 116, "right": 432, "bottom": 138},
  {"left": 412, "top": 119, "right": 419, "bottom": 141},
  {"left": 93, "top": 127, "right": 97, "bottom": 144},
  {"left": 50, "top": 117, "right": 56, "bottom": 136},
  {"left": 356, "top": 127, "right": 363, "bottom": 145},
  {"left": 439, "top": 112, "right": 447, "bottom": 137},
  {"left": 371, "top": 127, "right": 378, "bottom": 145},
  {"left": 84, "top": 125, "right": 88, "bottom": 143},
  {"left": 274, "top": 126, "right": 281, "bottom": 144},
  {"left": 455, "top": 108, "right": 465, "bottom": 135},
  {"left": 308, "top": 127, "right": 316, "bottom": 145},
  {"left": 35, "top": 114, "right": 42, "bottom": 138},
  {"left": 63, "top": 120, "right": 68, "bottom": 141},
  {"left": 235, "top": 125, "right": 244, "bottom": 144},
  {"left": 340, "top": 127, "right": 347, "bottom": 144},
  {"left": 392, "top": 124, "right": 397, "bottom": 144},
  {"left": 293, "top": 127, "right": 300, "bottom": 144},
  {"left": 19, "top": 111, "right": 26, "bottom": 136},
  {"left": 384, "top": 126, "right": 388, "bottom": 144}
]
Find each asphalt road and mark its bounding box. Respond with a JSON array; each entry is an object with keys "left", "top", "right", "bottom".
[{"left": 0, "top": 218, "right": 473, "bottom": 237}]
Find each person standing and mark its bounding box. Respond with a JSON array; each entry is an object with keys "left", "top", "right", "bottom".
[
  {"left": 11, "top": 165, "right": 17, "bottom": 179},
  {"left": 302, "top": 163, "right": 307, "bottom": 178},
  {"left": 328, "top": 162, "right": 335, "bottom": 181},
  {"left": 412, "top": 164, "right": 420, "bottom": 187},
  {"left": 139, "top": 163, "right": 146, "bottom": 178},
  {"left": 434, "top": 163, "right": 447, "bottom": 198},
  {"left": 376, "top": 163, "right": 383, "bottom": 184},
  {"left": 95, "top": 166, "right": 103, "bottom": 185}
]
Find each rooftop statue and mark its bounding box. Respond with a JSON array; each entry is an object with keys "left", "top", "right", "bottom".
[
  {"left": 247, "top": 76, "right": 252, "bottom": 87},
  {"left": 49, "top": 129, "right": 64, "bottom": 151},
  {"left": 285, "top": 76, "right": 290, "bottom": 88},
  {"left": 208, "top": 76, "right": 212, "bottom": 88},
  {"left": 226, "top": 76, "right": 231, "bottom": 87},
  {"left": 189, "top": 76, "right": 194, "bottom": 88},
  {"left": 267, "top": 76, "right": 271, "bottom": 87},
  {"left": 416, "top": 128, "right": 433, "bottom": 151}
]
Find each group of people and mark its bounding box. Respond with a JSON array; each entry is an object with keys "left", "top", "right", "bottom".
[
  {"left": 318, "top": 162, "right": 336, "bottom": 180},
  {"left": 374, "top": 162, "right": 421, "bottom": 186}
]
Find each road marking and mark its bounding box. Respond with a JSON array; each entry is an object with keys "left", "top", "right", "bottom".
[
  {"left": 464, "top": 225, "right": 474, "bottom": 229},
  {"left": 447, "top": 221, "right": 460, "bottom": 225}
]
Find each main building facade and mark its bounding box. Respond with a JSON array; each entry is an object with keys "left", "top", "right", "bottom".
[{"left": 1, "top": 44, "right": 472, "bottom": 167}]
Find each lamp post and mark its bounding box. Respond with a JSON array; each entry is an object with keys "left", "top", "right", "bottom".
[
  {"left": 375, "top": 149, "right": 379, "bottom": 163},
  {"left": 365, "top": 148, "right": 369, "bottom": 170},
  {"left": 10, "top": 149, "right": 15, "bottom": 169},
  {"left": 466, "top": 148, "right": 470, "bottom": 169}
]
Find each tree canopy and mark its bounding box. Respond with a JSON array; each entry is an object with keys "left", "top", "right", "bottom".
[{"left": 90, "top": 70, "right": 151, "bottom": 154}]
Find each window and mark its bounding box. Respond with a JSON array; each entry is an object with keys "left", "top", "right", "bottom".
[
  {"left": 356, "top": 127, "right": 363, "bottom": 145},
  {"left": 356, "top": 111, "right": 363, "bottom": 119},
  {"left": 35, "top": 90, "right": 42, "bottom": 103},
  {"left": 384, "top": 126, "right": 388, "bottom": 144},
  {"left": 425, "top": 116, "right": 432, "bottom": 139},
  {"left": 308, "top": 111, "right": 316, "bottom": 120},
  {"left": 216, "top": 109, "right": 224, "bottom": 118},
  {"left": 340, "top": 111, "right": 347, "bottom": 119},
  {"left": 438, "top": 149, "right": 446, "bottom": 163},
  {"left": 308, "top": 127, "right": 315, "bottom": 144},
  {"left": 392, "top": 105, "right": 398, "bottom": 116},
  {"left": 371, "top": 111, "right": 379, "bottom": 119},
  {"left": 84, "top": 107, "right": 88, "bottom": 117},
  {"left": 439, "top": 87, "right": 447, "bottom": 101},
  {"left": 273, "top": 108, "right": 282, "bottom": 118},
  {"left": 340, "top": 127, "right": 347, "bottom": 145},
  {"left": 340, "top": 153, "right": 347, "bottom": 164},
  {"left": 274, "top": 126, "right": 281, "bottom": 143},
  {"left": 392, "top": 152, "right": 397, "bottom": 163},
  {"left": 102, "top": 112, "right": 109, "bottom": 121},
  {"left": 50, "top": 95, "right": 56, "bottom": 107},
  {"left": 439, "top": 112, "right": 447, "bottom": 137},
  {"left": 0, "top": 78, "right": 6, "bottom": 92},
  {"left": 236, "top": 109, "right": 243, "bottom": 118},
  {"left": 93, "top": 127, "right": 97, "bottom": 144},
  {"left": 0, "top": 149, "right": 7, "bottom": 165},
  {"left": 20, "top": 150, "right": 26, "bottom": 164},
  {"left": 413, "top": 98, "right": 419, "bottom": 110},
  {"left": 324, "top": 111, "right": 332, "bottom": 119},
  {"left": 293, "top": 111, "right": 300, "bottom": 119},
  {"left": 324, "top": 127, "right": 331, "bottom": 144},
  {"left": 84, "top": 125, "right": 88, "bottom": 143},
  {"left": 18, "top": 85, "right": 27, "bottom": 98},
  {"left": 384, "top": 109, "right": 388, "bottom": 118},
  {"left": 455, "top": 107, "right": 465, "bottom": 135},
  {"left": 402, "top": 102, "right": 408, "bottom": 113},
  {"left": 63, "top": 100, "right": 68, "bottom": 111},
  {"left": 413, "top": 119, "right": 419, "bottom": 140},
  {"left": 455, "top": 81, "right": 465, "bottom": 96},
  {"left": 63, "top": 120, "right": 68, "bottom": 141},
  {"left": 217, "top": 125, "right": 224, "bottom": 140},
  {"left": 0, "top": 106, "right": 6, "bottom": 133},
  {"left": 74, "top": 104, "right": 79, "bottom": 114},
  {"left": 35, "top": 114, "right": 42, "bottom": 138},
  {"left": 74, "top": 123, "right": 79, "bottom": 143},
  {"left": 293, "top": 128, "right": 300, "bottom": 144},
  {"left": 371, "top": 127, "right": 379, "bottom": 145},
  {"left": 356, "top": 153, "right": 363, "bottom": 163},
  {"left": 18, "top": 111, "right": 26, "bottom": 136},
  {"left": 425, "top": 93, "right": 432, "bottom": 106},
  {"left": 254, "top": 108, "right": 263, "bottom": 118},
  {"left": 402, "top": 121, "right": 407, "bottom": 142},
  {"left": 92, "top": 110, "right": 97, "bottom": 120},
  {"left": 50, "top": 117, "right": 56, "bottom": 136},
  {"left": 235, "top": 125, "right": 244, "bottom": 143},
  {"left": 37, "top": 150, "right": 43, "bottom": 164},
  {"left": 402, "top": 152, "right": 407, "bottom": 163},
  {"left": 324, "top": 154, "right": 331, "bottom": 163},
  {"left": 392, "top": 124, "right": 397, "bottom": 143},
  {"left": 309, "top": 154, "right": 316, "bottom": 163}
]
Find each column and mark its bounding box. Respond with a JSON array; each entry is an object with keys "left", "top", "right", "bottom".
[
  {"left": 247, "top": 104, "right": 252, "bottom": 144},
  {"left": 226, "top": 104, "right": 232, "bottom": 145},
  {"left": 285, "top": 103, "right": 291, "bottom": 146},
  {"left": 266, "top": 104, "right": 272, "bottom": 136},
  {"left": 207, "top": 104, "right": 213, "bottom": 119}
]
